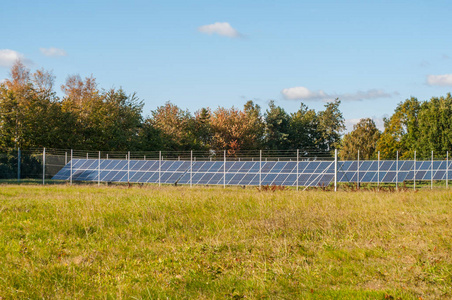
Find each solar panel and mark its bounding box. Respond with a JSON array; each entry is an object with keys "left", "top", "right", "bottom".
[
  {"left": 282, "top": 174, "right": 297, "bottom": 186},
  {"left": 273, "top": 174, "right": 289, "bottom": 185},
  {"left": 230, "top": 173, "right": 245, "bottom": 185},
  {"left": 210, "top": 161, "right": 224, "bottom": 172},
  {"left": 434, "top": 170, "right": 445, "bottom": 180},
  {"left": 269, "top": 162, "right": 283, "bottom": 173},
  {"left": 238, "top": 161, "right": 255, "bottom": 172},
  {"left": 281, "top": 162, "right": 296, "bottom": 173},
  {"left": 240, "top": 173, "right": 258, "bottom": 185},
  {"left": 261, "top": 162, "right": 275, "bottom": 172},
  {"left": 208, "top": 173, "right": 224, "bottom": 185},
  {"left": 400, "top": 161, "right": 413, "bottom": 171},
  {"left": 52, "top": 158, "right": 452, "bottom": 187}
]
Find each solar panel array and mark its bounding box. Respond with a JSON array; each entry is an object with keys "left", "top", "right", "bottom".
[
  {"left": 337, "top": 160, "right": 452, "bottom": 183},
  {"left": 52, "top": 159, "right": 335, "bottom": 186},
  {"left": 52, "top": 158, "right": 452, "bottom": 186}
]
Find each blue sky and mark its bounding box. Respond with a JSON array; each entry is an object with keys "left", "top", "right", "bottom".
[{"left": 1, "top": 0, "right": 452, "bottom": 131}]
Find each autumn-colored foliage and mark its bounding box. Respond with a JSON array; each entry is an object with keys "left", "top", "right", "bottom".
[{"left": 3, "top": 60, "right": 452, "bottom": 158}]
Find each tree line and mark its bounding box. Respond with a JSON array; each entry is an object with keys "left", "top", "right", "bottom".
[
  {"left": 1, "top": 61, "right": 451, "bottom": 158},
  {"left": 340, "top": 94, "right": 452, "bottom": 160},
  {"left": 0, "top": 61, "right": 344, "bottom": 154}
]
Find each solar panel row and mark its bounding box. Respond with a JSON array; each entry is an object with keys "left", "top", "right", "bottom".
[
  {"left": 52, "top": 159, "right": 335, "bottom": 186},
  {"left": 336, "top": 160, "right": 451, "bottom": 182},
  {"left": 52, "top": 159, "right": 452, "bottom": 186}
]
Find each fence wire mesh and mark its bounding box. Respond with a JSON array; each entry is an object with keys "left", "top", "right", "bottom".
[{"left": 0, "top": 148, "right": 450, "bottom": 190}]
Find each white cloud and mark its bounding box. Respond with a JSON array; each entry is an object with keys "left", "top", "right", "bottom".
[
  {"left": 40, "top": 47, "right": 67, "bottom": 57},
  {"left": 427, "top": 74, "right": 452, "bottom": 86},
  {"left": 281, "top": 86, "right": 327, "bottom": 100},
  {"left": 0, "top": 49, "right": 25, "bottom": 67},
  {"left": 344, "top": 118, "right": 361, "bottom": 132},
  {"left": 198, "top": 22, "right": 241, "bottom": 38},
  {"left": 344, "top": 117, "right": 385, "bottom": 133},
  {"left": 374, "top": 117, "right": 386, "bottom": 131},
  {"left": 281, "top": 86, "right": 393, "bottom": 102}
]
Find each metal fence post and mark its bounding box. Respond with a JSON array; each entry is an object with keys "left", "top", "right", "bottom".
[
  {"left": 43, "top": 148, "right": 46, "bottom": 185},
  {"left": 377, "top": 151, "right": 380, "bottom": 188},
  {"left": 98, "top": 151, "right": 101, "bottom": 186},
  {"left": 128, "top": 151, "right": 130, "bottom": 184},
  {"left": 431, "top": 150, "right": 433, "bottom": 190},
  {"left": 259, "top": 150, "right": 262, "bottom": 189},
  {"left": 70, "top": 149, "right": 73, "bottom": 186},
  {"left": 159, "top": 151, "right": 161, "bottom": 187},
  {"left": 190, "top": 150, "right": 193, "bottom": 188},
  {"left": 357, "top": 150, "right": 360, "bottom": 189},
  {"left": 396, "top": 151, "right": 399, "bottom": 191},
  {"left": 223, "top": 150, "right": 226, "bottom": 189},
  {"left": 447, "top": 151, "right": 449, "bottom": 189},
  {"left": 17, "top": 148, "right": 21, "bottom": 183},
  {"left": 334, "top": 149, "right": 337, "bottom": 192},
  {"left": 414, "top": 151, "right": 416, "bottom": 191},
  {"left": 296, "top": 149, "right": 299, "bottom": 191}
]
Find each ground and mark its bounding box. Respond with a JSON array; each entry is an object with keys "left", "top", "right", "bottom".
[{"left": 0, "top": 185, "right": 451, "bottom": 299}]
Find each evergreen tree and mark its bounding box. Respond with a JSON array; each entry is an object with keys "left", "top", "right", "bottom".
[{"left": 264, "top": 101, "right": 291, "bottom": 150}]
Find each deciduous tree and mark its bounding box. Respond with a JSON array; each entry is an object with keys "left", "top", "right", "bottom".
[
  {"left": 210, "top": 102, "right": 263, "bottom": 154},
  {"left": 148, "top": 102, "right": 195, "bottom": 150},
  {"left": 376, "top": 97, "right": 421, "bottom": 159},
  {"left": 339, "top": 118, "right": 380, "bottom": 160}
]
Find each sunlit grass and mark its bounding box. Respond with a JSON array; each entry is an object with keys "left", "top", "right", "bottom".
[{"left": 0, "top": 185, "right": 451, "bottom": 299}]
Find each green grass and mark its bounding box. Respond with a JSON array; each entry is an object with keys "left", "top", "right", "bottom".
[{"left": 1, "top": 185, "right": 451, "bottom": 299}]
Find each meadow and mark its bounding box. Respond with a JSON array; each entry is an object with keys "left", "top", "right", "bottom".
[{"left": 0, "top": 185, "right": 451, "bottom": 299}]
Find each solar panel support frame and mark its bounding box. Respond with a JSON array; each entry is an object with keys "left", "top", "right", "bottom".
[{"left": 43, "top": 148, "right": 46, "bottom": 185}]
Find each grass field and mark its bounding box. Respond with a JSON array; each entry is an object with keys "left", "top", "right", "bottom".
[{"left": 1, "top": 185, "right": 451, "bottom": 299}]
